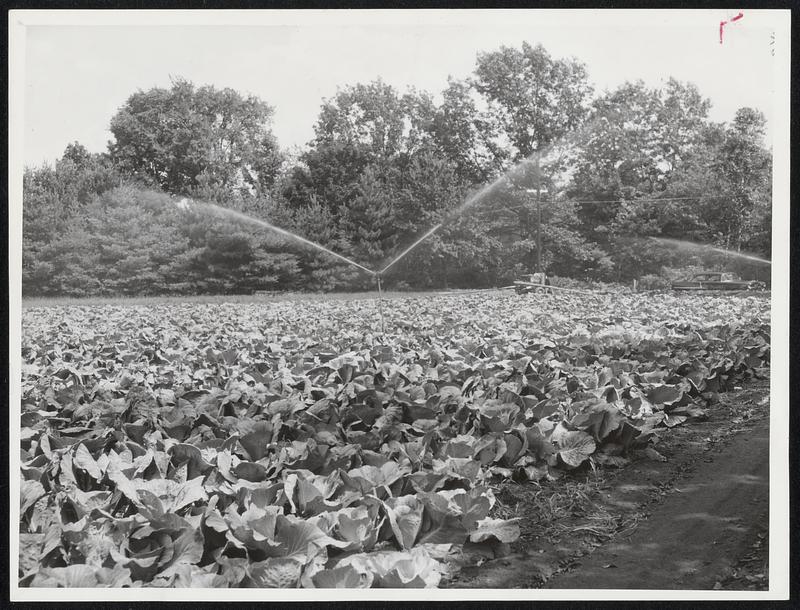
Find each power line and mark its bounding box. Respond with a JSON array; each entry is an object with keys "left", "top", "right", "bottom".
[
  {"left": 476, "top": 195, "right": 729, "bottom": 213},
  {"left": 569, "top": 195, "right": 729, "bottom": 205}
]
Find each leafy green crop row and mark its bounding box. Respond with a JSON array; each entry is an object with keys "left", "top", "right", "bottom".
[{"left": 18, "top": 292, "right": 770, "bottom": 587}]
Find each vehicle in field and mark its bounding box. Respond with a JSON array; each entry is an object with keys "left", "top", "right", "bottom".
[
  {"left": 671, "top": 271, "right": 766, "bottom": 292},
  {"left": 514, "top": 272, "right": 552, "bottom": 294}
]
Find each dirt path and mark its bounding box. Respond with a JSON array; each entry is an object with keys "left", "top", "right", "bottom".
[
  {"left": 545, "top": 415, "right": 768, "bottom": 589},
  {"left": 448, "top": 381, "right": 770, "bottom": 590}
]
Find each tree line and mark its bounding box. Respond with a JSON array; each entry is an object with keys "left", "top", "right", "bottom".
[{"left": 22, "top": 42, "right": 772, "bottom": 296}]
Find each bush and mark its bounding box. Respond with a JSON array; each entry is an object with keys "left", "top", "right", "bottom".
[
  {"left": 548, "top": 275, "right": 615, "bottom": 291},
  {"left": 661, "top": 265, "right": 711, "bottom": 282},
  {"left": 22, "top": 185, "right": 311, "bottom": 297},
  {"left": 638, "top": 274, "right": 671, "bottom": 290},
  {"left": 547, "top": 275, "right": 585, "bottom": 289}
]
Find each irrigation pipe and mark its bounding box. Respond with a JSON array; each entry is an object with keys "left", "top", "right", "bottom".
[{"left": 513, "top": 281, "right": 600, "bottom": 296}]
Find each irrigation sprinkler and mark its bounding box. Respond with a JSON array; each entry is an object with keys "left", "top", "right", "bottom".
[
  {"left": 180, "top": 201, "right": 394, "bottom": 334},
  {"left": 375, "top": 274, "right": 386, "bottom": 336},
  {"left": 180, "top": 143, "right": 598, "bottom": 338},
  {"left": 206, "top": 201, "right": 399, "bottom": 338}
]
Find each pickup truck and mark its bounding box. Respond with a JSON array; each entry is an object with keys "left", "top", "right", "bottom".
[{"left": 671, "top": 272, "right": 765, "bottom": 292}]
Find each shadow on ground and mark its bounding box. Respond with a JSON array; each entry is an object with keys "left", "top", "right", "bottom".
[{"left": 447, "top": 381, "right": 770, "bottom": 590}]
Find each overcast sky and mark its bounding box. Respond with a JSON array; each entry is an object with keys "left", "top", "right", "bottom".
[{"left": 19, "top": 10, "right": 779, "bottom": 167}]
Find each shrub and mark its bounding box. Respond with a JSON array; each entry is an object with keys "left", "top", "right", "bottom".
[{"left": 638, "top": 274, "right": 671, "bottom": 290}]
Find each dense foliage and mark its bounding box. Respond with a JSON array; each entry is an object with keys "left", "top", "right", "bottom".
[
  {"left": 108, "top": 78, "right": 283, "bottom": 199},
  {"left": 19, "top": 292, "right": 770, "bottom": 587},
  {"left": 22, "top": 43, "right": 772, "bottom": 297}
]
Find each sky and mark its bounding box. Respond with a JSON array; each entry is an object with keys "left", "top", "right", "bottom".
[{"left": 18, "top": 9, "right": 781, "bottom": 167}]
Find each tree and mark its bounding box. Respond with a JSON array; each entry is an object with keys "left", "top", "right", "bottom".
[
  {"left": 428, "top": 78, "right": 507, "bottom": 183},
  {"left": 313, "top": 80, "right": 434, "bottom": 159},
  {"left": 708, "top": 108, "right": 771, "bottom": 254},
  {"left": 280, "top": 79, "right": 463, "bottom": 287},
  {"left": 561, "top": 79, "right": 718, "bottom": 281},
  {"left": 23, "top": 46, "right": 773, "bottom": 295},
  {"left": 108, "top": 78, "right": 283, "bottom": 199},
  {"left": 24, "top": 143, "right": 120, "bottom": 230},
  {"left": 284, "top": 80, "right": 436, "bottom": 213},
  {"left": 618, "top": 108, "right": 772, "bottom": 262},
  {"left": 569, "top": 80, "right": 712, "bottom": 237},
  {"left": 338, "top": 166, "right": 395, "bottom": 262},
  {"left": 23, "top": 186, "right": 188, "bottom": 296},
  {"left": 375, "top": 150, "right": 472, "bottom": 286},
  {"left": 472, "top": 42, "right": 593, "bottom": 159},
  {"left": 22, "top": 143, "right": 121, "bottom": 294}
]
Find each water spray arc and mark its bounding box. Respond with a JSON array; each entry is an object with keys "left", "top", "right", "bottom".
[
  {"left": 707, "top": 247, "right": 772, "bottom": 265},
  {"left": 375, "top": 150, "right": 550, "bottom": 277},
  {"left": 373, "top": 113, "right": 710, "bottom": 286},
  {"left": 169, "top": 110, "right": 768, "bottom": 338},
  {"left": 185, "top": 201, "right": 397, "bottom": 333},
  {"left": 648, "top": 237, "right": 771, "bottom": 265},
  {"left": 181, "top": 139, "right": 574, "bottom": 337},
  {"left": 378, "top": 224, "right": 443, "bottom": 275},
  {"left": 200, "top": 202, "right": 377, "bottom": 275}
]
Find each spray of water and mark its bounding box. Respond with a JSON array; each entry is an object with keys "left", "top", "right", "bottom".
[
  {"left": 177, "top": 116, "right": 586, "bottom": 285},
  {"left": 174, "top": 198, "right": 398, "bottom": 333},
  {"left": 170, "top": 117, "right": 652, "bottom": 329},
  {"left": 184, "top": 200, "right": 376, "bottom": 275},
  {"left": 377, "top": 153, "right": 547, "bottom": 275},
  {"left": 707, "top": 246, "right": 772, "bottom": 265},
  {"left": 649, "top": 237, "right": 771, "bottom": 265},
  {"left": 449, "top": 155, "right": 542, "bottom": 219},
  {"left": 182, "top": 115, "right": 641, "bottom": 289},
  {"left": 379, "top": 223, "right": 443, "bottom": 275}
]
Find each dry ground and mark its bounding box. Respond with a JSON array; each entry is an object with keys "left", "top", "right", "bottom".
[{"left": 448, "top": 379, "right": 770, "bottom": 590}]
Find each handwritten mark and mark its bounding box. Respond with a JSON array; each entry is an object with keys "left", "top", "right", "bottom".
[{"left": 720, "top": 12, "right": 744, "bottom": 44}]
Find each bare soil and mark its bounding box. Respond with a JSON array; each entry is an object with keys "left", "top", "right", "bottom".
[{"left": 447, "top": 379, "right": 770, "bottom": 590}]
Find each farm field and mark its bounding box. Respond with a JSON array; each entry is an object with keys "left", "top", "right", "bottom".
[
  {"left": 17, "top": 290, "right": 771, "bottom": 588},
  {"left": 20, "top": 290, "right": 447, "bottom": 309}
]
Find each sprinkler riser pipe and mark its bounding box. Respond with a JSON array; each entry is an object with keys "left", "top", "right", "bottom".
[{"left": 376, "top": 274, "right": 386, "bottom": 337}]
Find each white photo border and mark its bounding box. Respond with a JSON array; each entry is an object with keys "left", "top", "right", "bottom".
[{"left": 7, "top": 8, "right": 792, "bottom": 602}]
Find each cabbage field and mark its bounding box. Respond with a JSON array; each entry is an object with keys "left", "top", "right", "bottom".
[{"left": 17, "top": 291, "right": 771, "bottom": 588}]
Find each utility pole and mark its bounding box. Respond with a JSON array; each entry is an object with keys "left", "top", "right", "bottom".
[
  {"left": 536, "top": 184, "right": 542, "bottom": 274},
  {"left": 525, "top": 154, "right": 548, "bottom": 277},
  {"left": 526, "top": 184, "right": 545, "bottom": 274}
]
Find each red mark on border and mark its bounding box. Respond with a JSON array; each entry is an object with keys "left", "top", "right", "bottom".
[{"left": 720, "top": 12, "right": 744, "bottom": 44}]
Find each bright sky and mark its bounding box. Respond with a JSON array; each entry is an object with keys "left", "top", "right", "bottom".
[{"left": 18, "top": 9, "right": 781, "bottom": 167}]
